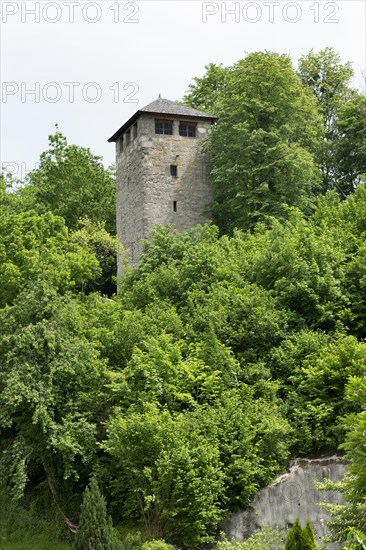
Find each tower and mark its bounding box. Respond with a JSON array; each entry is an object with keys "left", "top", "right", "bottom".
[{"left": 108, "top": 97, "right": 217, "bottom": 276}]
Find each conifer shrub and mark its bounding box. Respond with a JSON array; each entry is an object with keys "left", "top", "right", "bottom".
[
  {"left": 285, "top": 519, "right": 318, "bottom": 550},
  {"left": 74, "top": 477, "right": 115, "bottom": 550},
  {"left": 304, "top": 521, "right": 318, "bottom": 549}
]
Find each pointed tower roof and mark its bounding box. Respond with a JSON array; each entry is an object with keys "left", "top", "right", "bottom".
[{"left": 108, "top": 97, "right": 217, "bottom": 142}]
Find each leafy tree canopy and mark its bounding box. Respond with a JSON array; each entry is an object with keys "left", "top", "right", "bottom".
[
  {"left": 185, "top": 52, "right": 323, "bottom": 232},
  {"left": 21, "top": 129, "right": 116, "bottom": 233}
]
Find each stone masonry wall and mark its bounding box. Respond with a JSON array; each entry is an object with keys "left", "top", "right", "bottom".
[
  {"left": 116, "top": 113, "right": 213, "bottom": 276},
  {"left": 222, "top": 456, "right": 347, "bottom": 549}
]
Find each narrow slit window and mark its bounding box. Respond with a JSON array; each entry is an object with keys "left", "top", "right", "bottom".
[
  {"left": 133, "top": 123, "right": 138, "bottom": 139},
  {"left": 126, "top": 129, "right": 131, "bottom": 146},
  {"left": 170, "top": 165, "right": 177, "bottom": 177},
  {"left": 173, "top": 201, "right": 177, "bottom": 212}
]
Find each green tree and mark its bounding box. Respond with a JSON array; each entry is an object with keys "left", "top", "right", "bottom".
[
  {"left": 74, "top": 477, "right": 115, "bottom": 550},
  {"left": 285, "top": 519, "right": 316, "bottom": 549},
  {"left": 71, "top": 219, "right": 118, "bottom": 296},
  {"left": 343, "top": 378, "right": 366, "bottom": 498},
  {"left": 0, "top": 285, "right": 112, "bottom": 496},
  {"left": 298, "top": 47, "right": 354, "bottom": 194},
  {"left": 336, "top": 95, "right": 366, "bottom": 191},
  {"left": 0, "top": 208, "right": 100, "bottom": 308},
  {"left": 316, "top": 375, "right": 366, "bottom": 545},
  {"left": 203, "top": 52, "right": 322, "bottom": 232},
  {"left": 182, "top": 62, "right": 231, "bottom": 113},
  {"left": 242, "top": 211, "right": 348, "bottom": 330},
  {"left": 345, "top": 527, "right": 366, "bottom": 549},
  {"left": 189, "top": 391, "right": 291, "bottom": 509},
  {"left": 105, "top": 406, "right": 225, "bottom": 548},
  {"left": 270, "top": 332, "right": 366, "bottom": 454},
  {"left": 217, "top": 527, "right": 285, "bottom": 549},
  {"left": 0, "top": 173, "right": 22, "bottom": 212},
  {"left": 310, "top": 185, "right": 366, "bottom": 337},
  {"left": 304, "top": 521, "right": 318, "bottom": 549},
  {"left": 298, "top": 48, "right": 353, "bottom": 132},
  {"left": 23, "top": 129, "right": 115, "bottom": 233}
]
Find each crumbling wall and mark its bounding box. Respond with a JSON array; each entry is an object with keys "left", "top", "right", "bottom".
[{"left": 222, "top": 456, "right": 347, "bottom": 549}]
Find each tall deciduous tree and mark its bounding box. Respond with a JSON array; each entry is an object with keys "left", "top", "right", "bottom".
[
  {"left": 298, "top": 48, "right": 353, "bottom": 131},
  {"left": 23, "top": 129, "right": 116, "bottom": 233},
  {"left": 182, "top": 62, "right": 231, "bottom": 114},
  {"left": 336, "top": 95, "right": 366, "bottom": 191},
  {"left": 298, "top": 47, "right": 354, "bottom": 194},
  {"left": 0, "top": 285, "right": 112, "bottom": 496},
  {"left": 190, "top": 52, "right": 323, "bottom": 232}
]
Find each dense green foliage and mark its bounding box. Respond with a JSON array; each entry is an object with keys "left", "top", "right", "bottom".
[
  {"left": 336, "top": 95, "right": 366, "bottom": 192},
  {"left": 217, "top": 528, "right": 285, "bottom": 549},
  {"left": 0, "top": 490, "right": 72, "bottom": 550},
  {"left": 298, "top": 47, "right": 354, "bottom": 194},
  {"left": 183, "top": 48, "right": 365, "bottom": 231},
  {"left": 321, "top": 374, "right": 366, "bottom": 546},
  {"left": 1, "top": 47, "right": 366, "bottom": 548},
  {"left": 105, "top": 407, "right": 225, "bottom": 546},
  {"left": 22, "top": 130, "right": 116, "bottom": 234},
  {"left": 185, "top": 52, "right": 322, "bottom": 232}
]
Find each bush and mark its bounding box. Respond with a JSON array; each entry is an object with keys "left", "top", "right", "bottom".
[
  {"left": 141, "top": 541, "right": 177, "bottom": 550},
  {"left": 74, "top": 477, "right": 115, "bottom": 550},
  {"left": 217, "top": 527, "right": 285, "bottom": 549},
  {"left": 285, "top": 519, "right": 317, "bottom": 549}
]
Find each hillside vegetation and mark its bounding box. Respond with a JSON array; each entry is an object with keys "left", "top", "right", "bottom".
[{"left": 1, "top": 48, "right": 366, "bottom": 549}]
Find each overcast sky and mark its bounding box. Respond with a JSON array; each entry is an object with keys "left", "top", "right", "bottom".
[{"left": 1, "top": 0, "right": 365, "bottom": 180}]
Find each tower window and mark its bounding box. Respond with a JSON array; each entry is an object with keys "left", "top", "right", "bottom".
[
  {"left": 126, "top": 129, "right": 131, "bottom": 146},
  {"left": 170, "top": 164, "right": 177, "bottom": 177},
  {"left": 173, "top": 201, "right": 177, "bottom": 212},
  {"left": 133, "top": 123, "right": 137, "bottom": 139},
  {"left": 155, "top": 120, "right": 173, "bottom": 135},
  {"left": 179, "top": 123, "right": 196, "bottom": 137}
]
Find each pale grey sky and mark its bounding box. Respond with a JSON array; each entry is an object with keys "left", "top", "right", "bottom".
[{"left": 1, "top": 0, "right": 365, "bottom": 180}]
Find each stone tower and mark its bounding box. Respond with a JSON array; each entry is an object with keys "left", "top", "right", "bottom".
[{"left": 108, "top": 97, "right": 217, "bottom": 276}]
